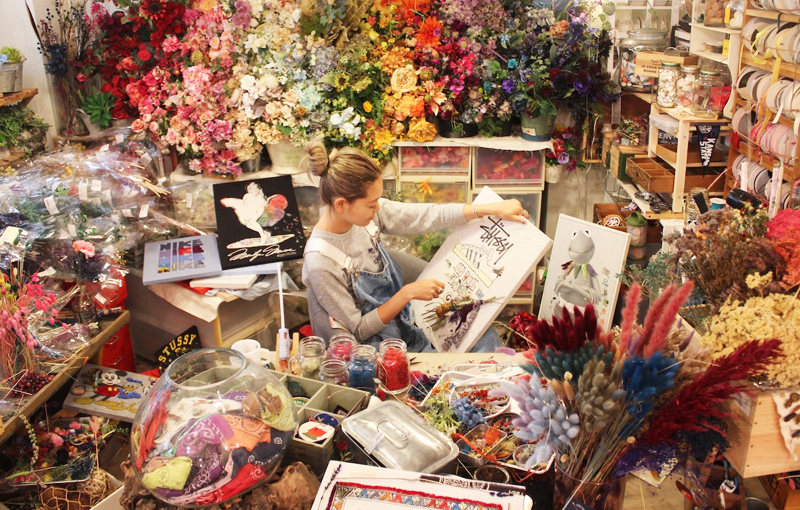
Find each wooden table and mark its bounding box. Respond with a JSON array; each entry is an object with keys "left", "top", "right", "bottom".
[
  {"left": 0, "top": 311, "right": 130, "bottom": 444},
  {"left": 410, "top": 352, "right": 520, "bottom": 373}
]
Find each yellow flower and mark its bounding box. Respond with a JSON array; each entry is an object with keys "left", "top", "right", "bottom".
[
  {"left": 390, "top": 66, "right": 418, "bottom": 94},
  {"left": 372, "top": 128, "right": 394, "bottom": 150},
  {"left": 407, "top": 118, "right": 437, "bottom": 143},
  {"left": 191, "top": 50, "right": 204, "bottom": 64},
  {"left": 417, "top": 179, "right": 433, "bottom": 197},
  {"left": 363, "top": 101, "right": 373, "bottom": 113}
]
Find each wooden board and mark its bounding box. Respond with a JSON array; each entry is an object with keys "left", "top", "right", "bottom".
[
  {"left": 724, "top": 388, "right": 800, "bottom": 478},
  {"left": 0, "top": 311, "right": 130, "bottom": 445},
  {"left": 0, "top": 88, "right": 37, "bottom": 108}
]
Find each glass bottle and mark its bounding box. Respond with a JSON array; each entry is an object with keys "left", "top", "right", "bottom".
[
  {"left": 289, "top": 337, "right": 326, "bottom": 379},
  {"left": 327, "top": 333, "right": 358, "bottom": 362},
  {"left": 657, "top": 62, "right": 681, "bottom": 107},
  {"left": 725, "top": 0, "right": 744, "bottom": 28},
  {"left": 677, "top": 65, "right": 700, "bottom": 108},
  {"left": 348, "top": 345, "right": 378, "bottom": 393},
  {"left": 691, "top": 70, "right": 725, "bottom": 118},
  {"left": 789, "top": 181, "right": 800, "bottom": 209},
  {"left": 319, "top": 358, "right": 349, "bottom": 386},
  {"left": 378, "top": 338, "right": 411, "bottom": 393}
]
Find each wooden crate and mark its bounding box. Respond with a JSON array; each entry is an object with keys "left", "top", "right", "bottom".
[
  {"left": 724, "top": 389, "right": 800, "bottom": 478},
  {"left": 592, "top": 203, "right": 662, "bottom": 244},
  {"left": 627, "top": 158, "right": 725, "bottom": 194},
  {"left": 655, "top": 143, "right": 727, "bottom": 168},
  {"left": 762, "top": 473, "right": 800, "bottom": 510},
  {"left": 608, "top": 145, "right": 647, "bottom": 182}
]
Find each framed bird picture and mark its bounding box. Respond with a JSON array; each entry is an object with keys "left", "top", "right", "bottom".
[{"left": 212, "top": 175, "right": 306, "bottom": 270}]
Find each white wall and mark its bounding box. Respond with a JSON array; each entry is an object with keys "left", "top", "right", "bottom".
[{"left": 1, "top": 0, "right": 59, "bottom": 141}]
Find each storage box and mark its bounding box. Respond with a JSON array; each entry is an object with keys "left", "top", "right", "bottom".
[
  {"left": 724, "top": 389, "right": 800, "bottom": 478},
  {"left": 473, "top": 148, "right": 545, "bottom": 188},
  {"left": 627, "top": 157, "right": 726, "bottom": 194},
  {"left": 383, "top": 177, "right": 397, "bottom": 200},
  {"left": 762, "top": 473, "right": 800, "bottom": 510},
  {"left": 592, "top": 203, "right": 663, "bottom": 245},
  {"left": 608, "top": 145, "right": 647, "bottom": 182},
  {"left": 635, "top": 52, "right": 699, "bottom": 78},
  {"left": 398, "top": 146, "right": 471, "bottom": 175},
  {"left": 471, "top": 189, "right": 543, "bottom": 228},
  {"left": 400, "top": 177, "right": 469, "bottom": 204}
]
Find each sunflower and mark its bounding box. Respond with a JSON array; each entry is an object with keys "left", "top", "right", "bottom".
[{"left": 333, "top": 73, "right": 350, "bottom": 90}]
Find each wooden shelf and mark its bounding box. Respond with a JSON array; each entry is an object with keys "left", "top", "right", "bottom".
[
  {"left": 651, "top": 103, "right": 733, "bottom": 123},
  {"left": 0, "top": 89, "right": 37, "bottom": 108},
  {"left": 691, "top": 50, "right": 729, "bottom": 64},
  {"left": 733, "top": 143, "right": 800, "bottom": 183},
  {"left": 0, "top": 311, "right": 130, "bottom": 445},
  {"left": 745, "top": 7, "right": 800, "bottom": 22},
  {"left": 690, "top": 23, "right": 742, "bottom": 35},
  {"left": 614, "top": 4, "right": 673, "bottom": 9},
  {"left": 618, "top": 180, "right": 685, "bottom": 220},
  {"left": 624, "top": 91, "right": 653, "bottom": 104}
]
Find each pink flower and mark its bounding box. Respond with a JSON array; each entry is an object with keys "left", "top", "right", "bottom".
[
  {"left": 50, "top": 433, "right": 63, "bottom": 448},
  {"left": 72, "top": 240, "right": 95, "bottom": 258},
  {"left": 131, "top": 119, "right": 146, "bottom": 133}
]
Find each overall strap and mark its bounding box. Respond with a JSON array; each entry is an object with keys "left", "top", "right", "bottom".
[{"left": 304, "top": 238, "right": 353, "bottom": 272}]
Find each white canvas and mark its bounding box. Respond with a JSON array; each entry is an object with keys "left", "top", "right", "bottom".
[
  {"left": 539, "top": 214, "right": 631, "bottom": 331},
  {"left": 411, "top": 186, "right": 552, "bottom": 352}
]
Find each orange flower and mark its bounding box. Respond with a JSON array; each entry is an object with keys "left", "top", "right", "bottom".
[
  {"left": 410, "top": 97, "right": 426, "bottom": 117},
  {"left": 417, "top": 179, "right": 433, "bottom": 196},
  {"left": 416, "top": 17, "right": 442, "bottom": 49},
  {"left": 400, "top": 0, "right": 430, "bottom": 15}
]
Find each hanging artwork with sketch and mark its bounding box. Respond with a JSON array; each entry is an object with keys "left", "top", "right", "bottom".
[
  {"left": 539, "top": 214, "right": 631, "bottom": 330},
  {"left": 213, "top": 175, "right": 305, "bottom": 270},
  {"left": 411, "top": 186, "right": 553, "bottom": 353}
]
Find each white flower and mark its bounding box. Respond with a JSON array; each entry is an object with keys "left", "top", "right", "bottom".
[
  {"left": 264, "top": 73, "right": 279, "bottom": 89},
  {"left": 330, "top": 112, "right": 343, "bottom": 126},
  {"left": 240, "top": 75, "right": 257, "bottom": 91}
]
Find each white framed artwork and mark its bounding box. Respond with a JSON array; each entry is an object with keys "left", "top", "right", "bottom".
[
  {"left": 411, "top": 186, "right": 553, "bottom": 352},
  {"left": 539, "top": 214, "right": 631, "bottom": 330}
]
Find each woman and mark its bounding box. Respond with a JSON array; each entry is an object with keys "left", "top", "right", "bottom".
[{"left": 301, "top": 142, "right": 529, "bottom": 352}]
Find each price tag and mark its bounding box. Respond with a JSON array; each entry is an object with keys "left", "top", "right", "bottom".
[
  {"left": 0, "top": 227, "right": 22, "bottom": 246},
  {"left": 122, "top": 209, "right": 134, "bottom": 218},
  {"left": 78, "top": 182, "right": 89, "bottom": 201},
  {"left": 95, "top": 294, "right": 107, "bottom": 305},
  {"left": 43, "top": 196, "right": 59, "bottom": 215},
  {"left": 115, "top": 134, "right": 125, "bottom": 144},
  {"left": 67, "top": 224, "right": 77, "bottom": 237},
  {"left": 139, "top": 203, "right": 150, "bottom": 218},
  {"left": 91, "top": 179, "right": 102, "bottom": 192},
  {"left": 39, "top": 267, "right": 56, "bottom": 277},
  {"left": 100, "top": 144, "right": 109, "bottom": 152},
  {"left": 186, "top": 193, "right": 193, "bottom": 209}
]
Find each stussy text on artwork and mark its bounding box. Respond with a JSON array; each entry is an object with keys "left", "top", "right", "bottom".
[{"left": 480, "top": 216, "right": 514, "bottom": 264}]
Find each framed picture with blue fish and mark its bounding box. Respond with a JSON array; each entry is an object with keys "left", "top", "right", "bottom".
[
  {"left": 213, "top": 175, "right": 306, "bottom": 270},
  {"left": 63, "top": 364, "right": 158, "bottom": 422}
]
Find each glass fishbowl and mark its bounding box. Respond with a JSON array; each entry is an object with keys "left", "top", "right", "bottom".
[{"left": 130, "top": 348, "right": 298, "bottom": 507}]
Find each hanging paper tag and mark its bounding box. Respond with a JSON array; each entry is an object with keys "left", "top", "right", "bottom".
[
  {"left": 100, "top": 144, "right": 109, "bottom": 152},
  {"left": 122, "top": 209, "right": 134, "bottom": 218},
  {"left": 67, "top": 224, "right": 78, "bottom": 237},
  {"left": 697, "top": 124, "right": 721, "bottom": 168},
  {"left": 186, "top": 193, "right": 193, "bottom": 209},
  {"left": 43, "top": 196, "right": 59, "bottom": 215},
  {"left": 0, "top": 227, "right": 22, "bottom": 246},
  {"left": 769, "top": 161, "right": 785, "bottom": 217},
  {"left": 91, "top": 179, "right": 102, "bottom": 192},
  {"left": 139, "top": 203, "right": 150, "bottom": 218},
  {"left": 115, "top": 134, "right": 125, "bottom": 144},
  {"left": 78, "top": 182, "right": 89, "bottom": 201},
  {"left": 39, "top": 267, "right": 56, "bottom": 277}
]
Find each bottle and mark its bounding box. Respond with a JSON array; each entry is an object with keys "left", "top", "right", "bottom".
[
  {"left": 619, "top": 28, "right": 670, "bottom": 92},
  {"left": 348, "top": 345, "right": 378, "bottom": 393},
  {"left": 378, "top": 338, "right": 411, "bottom": 393},
  {"left": 692, "top": 70, "right": 725, "bottom": 118},
  {"left": 789, "top": 181, "right": 800, "bottom": 209},
  {"left": 319, "top": 358, "right": 349, "bottom": 386},
  {"left": 657, "top": 62, "right": 681, "bottom": 107}
]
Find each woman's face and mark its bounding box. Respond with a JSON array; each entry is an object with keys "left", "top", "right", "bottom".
[{"left": 340, "top": 178, "right": 383, "bottom": 227}]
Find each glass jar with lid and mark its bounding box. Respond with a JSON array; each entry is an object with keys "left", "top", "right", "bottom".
[
  {"left": 657, "top": 62, "right": 681, "bottom": 107},
  {"left": 691, "top": 69, "right": 725, "bottom": 118},
  {"left": 677, "top": 65, "right": 700, "bottom": 107},
  {"left": 327, "top": 333, "right": 358, "bottom": 362},
  {"left": 348, "top": 344, "right": 378, "bottom": 393},
  {"left": 289, "top": 336, "right": 326, "bottom": 379},
  {"left": 725, "top": 0, "right": 744, "bottom": 28},
  {"left": 620, "top": 28, "right": 670, "bottom": 92},
  {"left": 377, "top": 338, "right": 411, "bottom": 393},
  {"left": 705, "top": 0, "right": 726, "bottom": 26}
]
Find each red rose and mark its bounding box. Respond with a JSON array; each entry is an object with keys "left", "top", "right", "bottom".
[
  {"left": 138, "top": 49, "right": 152, "bottom": 61},
  {"left": 550, "top": 68, "right": 562, "bottom": 79}
]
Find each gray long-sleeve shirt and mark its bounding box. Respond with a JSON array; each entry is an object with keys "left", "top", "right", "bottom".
[{"left": 301, "top": 198, "right": 466, "bottom": 341}]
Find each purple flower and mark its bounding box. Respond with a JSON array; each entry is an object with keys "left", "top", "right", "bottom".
[
  {"left": 562, "top": 132, "right": 574, "bottom": 140},
  {"left": 558, "top": 152, "right": 570, "bottom": 165},
  {"left": 502, "top": 79, "right": 516, "bottom": 94},
  {"left": 574, "top": 78, "right": 590, "bottom": 96}
]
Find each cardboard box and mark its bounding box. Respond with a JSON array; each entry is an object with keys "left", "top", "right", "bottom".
[
  {"left": 635, "top": 52, "right": 699, "bottom": 78},
  {"left": 762, "top": 473, "right": 800, "bottom": 510}
]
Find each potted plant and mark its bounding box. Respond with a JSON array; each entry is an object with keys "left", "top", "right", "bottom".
[
  {"left": 77, "top": 92, "right": 115, "bottom": 134},
  {"left": 0, "top": 47, "right": 25, "bottom": 94}
]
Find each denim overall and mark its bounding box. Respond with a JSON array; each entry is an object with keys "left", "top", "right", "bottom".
[{"left": 305, "top": 224, "right": 500, "bottom": 353}]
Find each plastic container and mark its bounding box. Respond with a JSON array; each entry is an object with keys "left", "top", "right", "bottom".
[
  {"left": 650, "top": 113, "right": 680, "bottom": 136},
  {"left": 130, "top": 348, "right": 297, "bottom": 507}
]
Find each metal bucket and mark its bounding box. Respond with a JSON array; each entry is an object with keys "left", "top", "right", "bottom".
[{"left": 0, "top": 63, "right": 23, "bottom": 93}]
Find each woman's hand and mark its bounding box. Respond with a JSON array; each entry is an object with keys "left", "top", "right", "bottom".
[
  {"left": 464, "top": 199, "right": 529, "bottom": 223},
  {"left": 401, "top": 279, "right": 446, "bottom": 301}
]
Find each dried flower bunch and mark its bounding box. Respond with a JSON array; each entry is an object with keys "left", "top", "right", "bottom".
[{"left": 499, "top": 283, "right": 781, "bottom": 506}]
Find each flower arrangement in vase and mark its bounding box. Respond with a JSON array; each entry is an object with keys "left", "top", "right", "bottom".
[{"left": 501, "top": 283, "right": 782, "bottom": 509}]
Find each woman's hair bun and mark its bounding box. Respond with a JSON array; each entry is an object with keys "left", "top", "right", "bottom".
[{"left": 305, "top": 141, "right": 330, "bottom": 177}]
